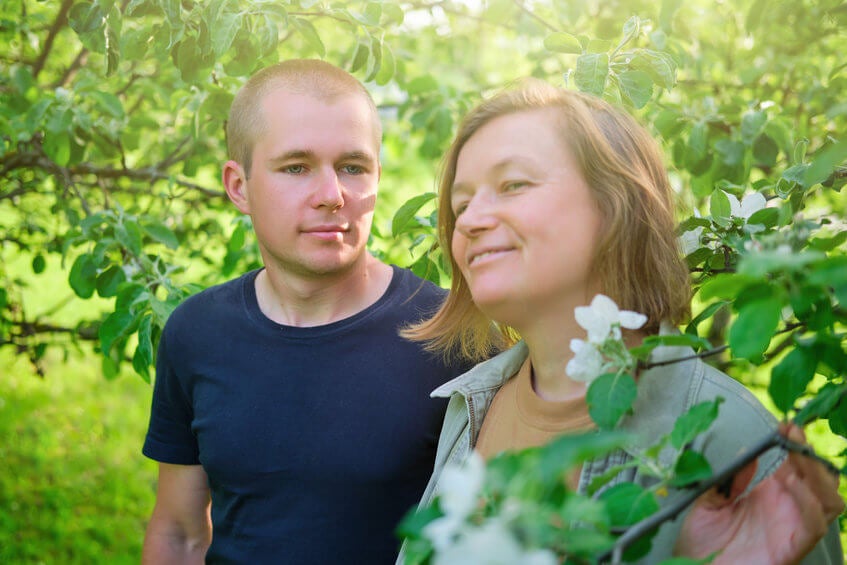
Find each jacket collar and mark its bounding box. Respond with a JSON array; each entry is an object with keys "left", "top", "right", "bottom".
[{"left": 431, "top": 341, "right": 529, "bottom": 399}]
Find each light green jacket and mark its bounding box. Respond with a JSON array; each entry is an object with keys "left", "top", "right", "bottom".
[{"left": 401, "top": 339, "right": 843, "bottom": 564}]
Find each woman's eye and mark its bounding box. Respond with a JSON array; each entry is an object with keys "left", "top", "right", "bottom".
[
  {"left": 453, "top": 202, "right": 468, "bottom": 217},
  {"left": 503, "top": 181, "right": 527, "bottom": 192}
]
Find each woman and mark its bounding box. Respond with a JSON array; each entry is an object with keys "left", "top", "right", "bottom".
[{"left": 403, "top": 79, "right": 843, "bottom": 563}]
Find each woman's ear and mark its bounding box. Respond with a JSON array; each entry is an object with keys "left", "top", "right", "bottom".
[{"left": 223, "top": 160, "right": 250, "bottom": 214}]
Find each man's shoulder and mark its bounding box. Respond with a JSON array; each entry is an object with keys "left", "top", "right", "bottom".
[
  {"left": 166, "top": 271, "right": 256, "bottom": 329},
  {"left": 388, "top": 266, "right": 447, "bottom": 303}
]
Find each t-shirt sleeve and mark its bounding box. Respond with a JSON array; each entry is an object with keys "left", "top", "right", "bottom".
[{"left": 142, "top": 325, "right": 200, "bottom": 465}]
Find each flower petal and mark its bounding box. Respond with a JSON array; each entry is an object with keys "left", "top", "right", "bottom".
[
  {"left": 619, "top": 310, "right": 647, "bottom": 330},
  {"left": 740, "top": 192, "right": 766, "bottom": 219}
]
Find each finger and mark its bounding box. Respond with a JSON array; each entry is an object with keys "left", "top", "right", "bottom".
[
  {"left": 776, "top": 463, "right": 830, "bottom": 553},
  {"left": 780, "top": 423, "right": 845, "bottom": 521}
]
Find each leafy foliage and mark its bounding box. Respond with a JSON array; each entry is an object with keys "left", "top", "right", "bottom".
[{"left": 1, "top": 0, "right": 845, "bottom": 559}]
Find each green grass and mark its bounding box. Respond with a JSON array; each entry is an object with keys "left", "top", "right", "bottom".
[{"left": 0, "top": 348, "right": 157, "bottom": 564}]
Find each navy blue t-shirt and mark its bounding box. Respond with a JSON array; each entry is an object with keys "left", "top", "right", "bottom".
[{"left": 143, "top": 266, "right": 469, "bottom": 564}]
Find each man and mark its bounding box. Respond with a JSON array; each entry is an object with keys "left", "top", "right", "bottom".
[{"left": 141, "top": 59, "right": 469, "bottom": 564}]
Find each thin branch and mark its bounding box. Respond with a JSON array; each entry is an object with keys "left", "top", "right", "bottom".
[
  {"left": 512, "top": 0, "right": 559, "bottom": 33},
  {"left": 600, "top": 427, "right": 841, "bottom": 564},
  {"left": 32, "top": 0, "right": 75, "bottom": 80},
  {"left": 53, "top": 48, "right": 89, "bottom": 88}
]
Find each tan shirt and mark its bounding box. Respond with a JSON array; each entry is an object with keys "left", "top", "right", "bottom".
[{"left": 475, "top": 358, "right": 594, "bottom": 488}]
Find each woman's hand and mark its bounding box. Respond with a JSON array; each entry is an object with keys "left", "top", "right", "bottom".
[{"left": 674, "top": 423, "right": 844, "bottom": 565}]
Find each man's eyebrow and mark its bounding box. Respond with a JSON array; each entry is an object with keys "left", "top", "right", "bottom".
[
  {"left": 268, "top": 150, "right": 315, "bottom": 164},
  {"left": 338, "top": 151, "right": 377, "bottom": 162}
]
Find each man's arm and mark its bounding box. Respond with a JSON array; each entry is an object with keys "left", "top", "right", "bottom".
[{"left": 142, "top": 463, "right": 212, "bottom": 565}]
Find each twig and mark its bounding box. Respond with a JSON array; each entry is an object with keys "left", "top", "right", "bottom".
[
  {"left": 599, "top": 425, "right": 841, "bottom": 564},
  {"left": 32, "top": 0, "right": 75, "bottom": 79}
]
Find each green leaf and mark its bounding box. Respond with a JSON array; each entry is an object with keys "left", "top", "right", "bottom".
[
  {"left": 391, "top": 192, "right": 436, "bottom": 237},
  {"left": 587, "top": 372, "right": 637, "bottom": 430},
  {"left": 729, "top": 295, "right": 782, "bottom": 361},
  {"left": 205, "top": 0, "right": 241, "bottom": 57},
  {"left": 709, "top": 189, "right": 732, "bottom": 227},
  {"left": 769, "top": 347, "right": 817, "bottom": 413},
  {"left": 90, "top": 91, "right": 125, "bottom": 118},
  {"left": 575, "top": 53, "right": 609, "bottom": 96},
  {"left": 43, "top": 132, "right": 71, "bottom": 167},
  {"left": 142, "top": 221, "right": 179, "bottom": 249},
  {"left": 805, "top": 140, "right": 847, "bottom": 188},
  {"left": 350, "top": 39, "right": 370, "bottom": 73},
  {"left": 69, "top": 253, "right": 99, "bottom": 299},
  {"left": 132, "top": 314, "right": 154, "bottom": 382},
  {"left": 32, "top": 254, "right": 46, "bottom": 274},
  {"left": 375, "top": 42, "right": 395, "bottom": 86},
  {"left": 670, "top": 399, "right": 723, "bottom": 449},
  {"left": 795, "top": 383, "right": 847, "bottom": 427},
  {"left": 96, "top": 265, "right": 126, "bottom": 298},
  {"left": 617, "top": 70, "right": 653, "bottom": 108},
  {"left": 670, "top": 450, "right": 713, "bottom": 487},
  {"left": 698, "top": 273, "right": 755, "bottom": 302},
  {"left": 405, "top": 74, "right": 439, "bottom": 95},
  {"left": 116, "top": 219, "right": 143, "bottom": 256},
  {"left": 746, "top": 207, "right": 778, "bottom": 228},
  {"left": 543, "top": 32, "right": 582, "bottom": 54},
  {"left": 292, "top": 17, "right": 325, "bottom": 57},
  {"left": 630, "top": 49, "right": 676, "bottom": 90},
  {"left": 806, "top": 256, "right": 847, "bottom": 286},
  {"left": 99, "top": 310, "right": 136, "bottom": 357},
  {"left": 740, "top": 110, "right": 767, "bottom": 144},
  {"left": 753, "top": 134, "right": 779, "bottom": 166},
  {"left": 68, "top": 2, "right": 105, "bottom": 36},
  {"left": 598, "top": 482, "right": 659, "bottom": 527},
  {"left": 829, "top": 398, "right": 847, "bottom": 437}
]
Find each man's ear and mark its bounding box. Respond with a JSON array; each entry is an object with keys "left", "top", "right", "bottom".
[{"left": 223, "top": 160, "right": 250, "bottom": 214}]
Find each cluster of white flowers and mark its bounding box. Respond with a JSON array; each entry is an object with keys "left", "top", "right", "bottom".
[
  {"left": 679, "top": 190, "right": 767, "bottom": 256},
  {"left": 422, "top": 453, "right": 557, "bottom": 565},
  {"left": 566, "top": 294, "right": 647, "bottom": 383}
]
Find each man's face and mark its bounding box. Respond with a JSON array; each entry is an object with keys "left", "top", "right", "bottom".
[{"left": 230, "top": 88, "right": 381, "bottom": 279}]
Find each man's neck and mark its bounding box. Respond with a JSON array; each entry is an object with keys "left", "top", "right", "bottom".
[{"left": 254, "top": 256, "right": 393, "bottom": 327}]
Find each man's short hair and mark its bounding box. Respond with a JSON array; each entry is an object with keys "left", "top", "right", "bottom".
[{"left": 226, "top": 59, "right": 382, "bottom": 176}]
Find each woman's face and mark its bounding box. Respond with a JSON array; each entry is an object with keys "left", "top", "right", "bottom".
[{"left": 450, "top": 108, "right": 604, "bottom": 326}]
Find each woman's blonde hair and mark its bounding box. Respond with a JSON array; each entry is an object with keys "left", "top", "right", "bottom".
[{"left": 404, "top": 78, "right": 691, "bottom": 362}]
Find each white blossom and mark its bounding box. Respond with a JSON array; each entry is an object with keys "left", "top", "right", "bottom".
[
  {"left": 679, "top": 226, "right": 704, "bottom": 256},
  {"left": 432, "top": 518, "right": 557, "bottom": 565},
  {"left": 423, "top": 452, "right": 486, "bottom": 551},
  {"left": 727, "top": 191, "right": 766, "bottom": 220},
  {"left": 574, "top": 294, "right": 647, "bottom": 344},
  {"left": 566, "top": 338, "right": 604, "bottom": 382}
]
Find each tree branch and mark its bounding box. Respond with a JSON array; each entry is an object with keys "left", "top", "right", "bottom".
[{"left": 32, "top": 0, "right": 75, "bottom": 80}]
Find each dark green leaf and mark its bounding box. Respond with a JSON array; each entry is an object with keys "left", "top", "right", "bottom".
[
  {"left": 69, "top": 253, "right": 99, "bottom": 299},
  {"left": 805, "top": 140, "right": 847, "bottom": 188},
  {"left": 670, "top": 450, "right": 713, "bottom": 487},
  {"left": 670, "top": 398, "right": 723, "bottom": 449},
  {"left": 729, "top": 295, "right": 782, "bottom": 361},
  {"left": 795, "top": 383, "right": 847, "bottom": 427},
  {"left": 142, "top": 221, "right": 179, "bottom": 249},
  {"left": 392, "top": 192, "right": 436, "bottom": 237},
  {"left": 99, "top": 309, "right": 137, "bottom": 356},
  {"left": 587, "top": 372, "right": 637, "bottom": 430},
  {"left": 598, "top": 482, "right": 659, "bottom": 527},
  {"left": 32, "top": 254, "right": 46, "bottom": 274},
  {"left": 769, "top": 347, "right": 817, "bottom": 413},
  {"left": 96, "top": 265, "right": 126, "bottom": 298}
]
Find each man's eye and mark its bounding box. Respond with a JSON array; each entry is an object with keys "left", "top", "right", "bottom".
[
  {"left": 342, "top": 165, "right": 364, "bottom": 174},
  {"left": 282, "top": 165, "right": 305, "bottom": 174}
]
